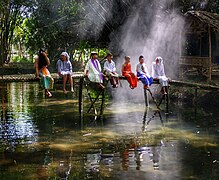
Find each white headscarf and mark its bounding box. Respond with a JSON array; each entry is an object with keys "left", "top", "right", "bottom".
[
  {"left": 152, "top": 56, "right": 166, "bottom": 78},
  {"left": 61, "top": 52, "right": 70, "bottom": 61}
]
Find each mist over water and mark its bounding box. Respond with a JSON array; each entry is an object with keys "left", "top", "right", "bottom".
[
  {"left": 107, "top": 0, "right": 185, "bottom": 102},
  {"left": 110, "top": 0, "right": 185, "bottom": 77}
]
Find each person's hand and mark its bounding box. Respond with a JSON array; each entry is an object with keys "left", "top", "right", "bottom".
[{"left": 58, "top": 72, "right": 62, "bottom": 77}]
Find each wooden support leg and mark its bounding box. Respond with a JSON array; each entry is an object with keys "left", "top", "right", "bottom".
[
  {"left": 157, "top": 111, "right": 164, "bottom": 126},
  {"left": 147, "top": 89, "right": 159, "bottom": 108},
  {"left": 144, "top": 89, "right": 149, "bottom": 107},
  {"left": 78, "top": 78, "right": 84, "bottom": 116},
  {"left": 157, "top": 95, "right": 164, "bottom": 107},
  {"left": 99, "top": 78, "right": 109, "bottom": 115},
  {"left": 99, "top": 89, "right": 105, "bottom": 116},
  {"left": 165, "top": 87, "right": 169, "bottom": 114},
  {"left": 87, "top": 90, "right": 102, "bottom": 114}
]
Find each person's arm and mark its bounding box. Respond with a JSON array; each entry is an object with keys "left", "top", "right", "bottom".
[
  {"left": 69, "top": 61, "right": 73, "bottom": 73},
  {"left": 42, "top": 52, "right": 50, "bottom": 66},
  {"left": 34, "top": 57, "right": 40, "bottom": 78},
  {"left": 136, "top": 64, "right": 139, "bottom": 73}
]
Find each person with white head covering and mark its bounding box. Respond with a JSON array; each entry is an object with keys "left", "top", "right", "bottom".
[
  {"left": 85, "top": 51, "right": 105, "bottom": 89},
  {"left": 152, "top": 56, "right": 169, "bottom": 94},
  {"left": 57, "top": 51, "right": 74, "bottom": 94}
]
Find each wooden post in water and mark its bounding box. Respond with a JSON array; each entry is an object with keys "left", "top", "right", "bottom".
[
  {"left": 165, "top": 87, "right": 169, "bottom": 114},
  {"left": 78, "top": 77, "right": 84, "bottom": 116},
  {"left": 100, "top": 89, "right": 105, "bottom": 116},
  {"left": 144, "top": 89, "right": 149, "bottom": 107}
]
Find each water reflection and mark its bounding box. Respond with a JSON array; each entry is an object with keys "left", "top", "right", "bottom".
[
  {"left": 0, "top": 83, "right": 38, "bottom": 150},
  {"left": 142, "top": 108, "right": 164, "bottom": 131},
  {"left": 0, "top": 82, "right": 218, "bottom": 179}
]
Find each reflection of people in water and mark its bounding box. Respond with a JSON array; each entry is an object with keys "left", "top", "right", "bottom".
[
  {"left": 150, "top": 146, "right": 160, "bottom": 170},
  {"left": 121, "top": 140, "right": 137, "bottom": 171},
  {"left": 134, "top": 143, "right": 162, "bottom": 171},
  {"left": 122, "top": 149, "right": 129, "bottom": 171}
]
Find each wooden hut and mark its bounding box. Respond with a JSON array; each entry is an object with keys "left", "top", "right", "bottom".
[{"left": 180, "top": 11, "right": 219, "bottom": 80}]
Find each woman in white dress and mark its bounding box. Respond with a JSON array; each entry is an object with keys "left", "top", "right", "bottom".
[{"left": 152, "top": 57, "right": 169, "bottom": 94}]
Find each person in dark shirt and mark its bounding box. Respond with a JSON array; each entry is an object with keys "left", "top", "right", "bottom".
[{"left": 34, "top": 49, "right": 53, "bottom": 97}]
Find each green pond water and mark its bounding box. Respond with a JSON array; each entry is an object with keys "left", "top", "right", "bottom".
[{"left": 0, "top": 82, "right": 218, "bottom": 180}]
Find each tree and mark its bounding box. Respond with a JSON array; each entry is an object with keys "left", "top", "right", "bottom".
[{"left": 0, "top": 0, "right": 34, "bottom": 65}]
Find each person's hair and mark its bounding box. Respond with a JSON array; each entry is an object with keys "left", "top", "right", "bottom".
[
  {"left": 107, "top": 53, "right": 113, "bottom": 57},
  {"left": 139, "top": 55, "right": 144, "bottom": 60},
  {"left": 38, "top": 48, "right": 46, "bottom": 55},
  {"left": 125, "top": 56, "right": 130, "bottom": 60},
  {"left": 38, "top": 48, "right": 48, "bottom": 69}
]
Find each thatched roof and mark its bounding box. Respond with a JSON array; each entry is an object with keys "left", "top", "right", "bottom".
[{"left": 185, "top": 11, "right": 219, "bottom": 31}]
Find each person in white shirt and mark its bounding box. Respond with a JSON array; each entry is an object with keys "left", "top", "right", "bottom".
[
  {"left": 136, "top": 55, "right": 153, "bottom": 89},
  {"left": 85, "top": 51, "right": 105, "bottom": 89},
  {"left": 104, "top": 53, "right": 119, "bottom": 88},
  {"left": 152, "top": 56, "right": 169, "bottom": 94},
  {"left": 57, "top": 52, "right": 74, "bottom": 94}
]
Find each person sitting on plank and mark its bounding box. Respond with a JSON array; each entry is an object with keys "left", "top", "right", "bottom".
[
  {"left": 34, "top": 48, "right": 53, "bottom": 97},
  {"left": 104, "top": 53, "right": 119, "bottom": 88},
  {"left": 122, "top": 56, "right": 138, "bottom": 89},
  {"left": 57, "top": 52, "right": 74, "bottom": 94},
  {"left": 136, "top": 55, "right": 153, "bottom": 89},
  {"left": 85, "top": 51, "right": 105, "bottom": 89},
  {"left": 152, "top": 56, "right": 169, "bottom": 94}
]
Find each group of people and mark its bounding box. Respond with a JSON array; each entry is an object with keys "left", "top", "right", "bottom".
[
  {"left": 34, "top": 49, "right": 74, "bottom": 97},
  {"left": 34, "top": 49, "right": 169, "bottom": 98},
  {"left": 85, "top": 51, "right": 169, "bottom": 94}
]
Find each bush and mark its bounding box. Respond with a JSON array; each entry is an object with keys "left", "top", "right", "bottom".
[{"left": 12, "top": 56, "right": 32, "bottom": 63}]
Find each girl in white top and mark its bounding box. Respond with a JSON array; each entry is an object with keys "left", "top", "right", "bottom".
[{"left": 152, "top": 56, "right": 169, "bottom": 94}]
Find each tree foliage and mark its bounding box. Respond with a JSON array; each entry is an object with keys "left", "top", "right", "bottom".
[
  {"left": 1, "top": 0, "right": 219, "bottom": 65},
  {"left": 0, "top": 0, "right": 35, "bottom": 65}
]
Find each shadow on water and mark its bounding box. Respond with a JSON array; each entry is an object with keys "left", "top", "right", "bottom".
[{"left": 0, "top": 82, "right": 218, "bottom": 179}]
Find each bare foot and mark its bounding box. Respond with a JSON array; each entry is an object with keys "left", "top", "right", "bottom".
[
  {"left": 71, "top": 87, "right": 74, "bottom": 93},
  {"left": 46, "top": 91, "right": 52, "bottom": 97}
]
